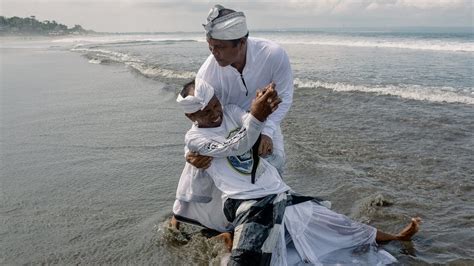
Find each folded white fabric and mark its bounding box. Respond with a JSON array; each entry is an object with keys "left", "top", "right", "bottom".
[
  {"left": 203, "top": 5, "right": 248, "bottom": 40},
  {"left": 176, "top": 78, "right": 214, "bottom": 114}
]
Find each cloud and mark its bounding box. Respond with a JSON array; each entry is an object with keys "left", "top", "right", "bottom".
[
  {"left": 2, "top": 0, "right": 472, "bottom": 32},
  {"left": 284, "top": 0, "right": 470, "bottom": 13}
]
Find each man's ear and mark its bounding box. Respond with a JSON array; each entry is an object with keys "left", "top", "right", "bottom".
[{"left": 239, "top": 37, "right": 247, "bottom": 47}]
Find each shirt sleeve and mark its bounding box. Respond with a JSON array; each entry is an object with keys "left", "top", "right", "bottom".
[
  {"left": 186, "top": 110, "right": 264, "bottom": 158},
  {"left": 262, "top": 48, "right": 294, "bottom": 139}
]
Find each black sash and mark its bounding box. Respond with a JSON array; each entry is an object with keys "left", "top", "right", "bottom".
[{"left": 250, "top": 135, "right": 262, "bottom": 184}]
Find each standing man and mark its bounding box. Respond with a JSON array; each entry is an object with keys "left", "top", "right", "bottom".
[
  {"left": 172, "top": 4, "right": 294, "bottom": 232},
  {"left": 187, "top": 4, "right": 294, "bottom": 171}
]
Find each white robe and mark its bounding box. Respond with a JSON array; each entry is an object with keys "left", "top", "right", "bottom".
[
  {"left": 174, "top": 38, "right": 293, "bottom": 224},
  {"left": 196, "top": 37, "right": 293, "bottom": 171},
  {"left": 185, "top": 105, "right": 289, "bottom": 200},
  {"left": 174, "top": 105, "right": 288, "bottom": 231},
  {"left": 173, "top": 106, "right": 397, "bottom": 265},
  {"left": 174, "top": 37, "right": 293, "bottom": 228}
]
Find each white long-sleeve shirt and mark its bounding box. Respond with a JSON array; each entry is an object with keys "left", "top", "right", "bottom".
[
  {"left": 184, "top": 105, "right": 289, "bottom": 200},
  {"left": 173, "top": 37, "right": 293, "bottom": 226},
  {"left": 196, "top": 37, "right": 294, "bottom": 140}
]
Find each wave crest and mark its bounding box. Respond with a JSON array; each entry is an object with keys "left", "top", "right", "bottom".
[
  {"left": 284, "top": 39, "right": 473, "bottom": 52},
  {"left": 72, "top": 47, "right": 195, "bottom": 80},
  {"left": 294, "top": 78, "right": 474, "bottom": 105}
]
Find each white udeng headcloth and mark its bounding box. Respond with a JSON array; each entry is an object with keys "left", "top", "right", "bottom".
[
  {"left": 176, "top": 78, "right": 215, "bottom": 114},
  {"left": 203, "top": 5, "right": 248, "bottom": 40}
]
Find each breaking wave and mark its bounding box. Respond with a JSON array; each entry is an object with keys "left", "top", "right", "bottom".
[
  {"left": 72, "top": 47, "right": 196, "bottom": 80},
  {"left": 53, "top": 35, "right": 203, "bottom": 46},
  {"left": 71, "top": 46, "right": 473, "bottom": 105},
  {"left": 294, "top": 78, "right": 474, "bottom": 105},
  {"left": 54, "top": 32, "right": 473, "bottom": 52},
  {"left": 277, "top": 38, "right": 474, "bottom": 52}
]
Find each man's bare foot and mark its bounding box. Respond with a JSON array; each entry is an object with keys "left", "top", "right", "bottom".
[
  {"left": 169, "top": 215, "right": 180, "bottom": 230},
  {"left": 396, "top": 217, "right": 421, "bottom": 241},
  {"left": 214, "top": 232, "right": 233, "bottom": 252}
]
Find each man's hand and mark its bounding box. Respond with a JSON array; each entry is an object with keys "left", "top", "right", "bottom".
[
  {"left": 186, "top": 151, "right": 213, "bottom": 169},
  {"left": 258, "top": 134, "right": 273, "bottom": 156},
  {"left": 250, "top": 83, "right": 281, "bottom": 122}
]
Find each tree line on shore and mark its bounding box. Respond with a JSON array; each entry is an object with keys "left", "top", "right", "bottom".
[{"left": 0, "top": 16, "right": 94, "bottom": 36}]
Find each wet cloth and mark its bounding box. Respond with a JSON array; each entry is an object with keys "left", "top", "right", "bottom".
[
  {"left": 173, "top": 104, "right": 288, "bottom": 232},
  {"left": 172, "top": 103, "right": 398, "bottom": 264},
  {"left": 273, "top": 201, "right": 398, "bottom": 265},
  {"left": 224, "top": 192, "right": 323, "bottom": 265},
  {"left": 224, "top": 193, "right": 287, "bottom": 265}
]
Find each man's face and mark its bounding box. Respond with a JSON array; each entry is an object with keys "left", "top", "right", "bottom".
[
  {"left": 207, "top": 38, "right": 241, "bottom": 67},
  {"left": 189, "top": 95, "right": 223, "bottom": 128}
]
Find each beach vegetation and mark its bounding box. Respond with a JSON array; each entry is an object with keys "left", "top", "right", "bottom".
[{"left": 0, "top": 15, "right": 94, "bottom": 36}]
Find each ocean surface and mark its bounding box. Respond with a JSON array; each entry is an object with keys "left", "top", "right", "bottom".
[{"left": 1, "top": 28, "right": 473, "bottom": 264}]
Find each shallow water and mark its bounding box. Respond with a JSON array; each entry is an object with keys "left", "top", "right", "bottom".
[{"left": 1, "top": 30, "right": 473, "bottom": 264}]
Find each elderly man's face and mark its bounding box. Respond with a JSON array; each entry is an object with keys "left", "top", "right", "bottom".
[
  {"left": 207, "top": 38, "right": 243, "bottom": 67},
  {"left": 188, "top": 95, "right": 223, "bottom": 128}
]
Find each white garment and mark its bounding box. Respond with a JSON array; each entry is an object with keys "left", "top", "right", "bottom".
[
  {"left": 173, "top": 104, "right": 288, "bottom": 232},
  {"left": 172, "top": 107, "right": 397, "bottom": 264},
  {"left": 176, "top": 78, "right": 215, "bottom": 114},
  {"left": 269, "top": 201, "right": 397, "bottom": 265},
  {"left": 172, "top": 182, "right": 231, "bottom": 232},
  {"left": 196, "top": 37, "right": 293, "bottom": 143},
  {"left": 174, "top": 37, "right": 290, "bottom": 209},
  {"left": 185, "top": 105, "right": 289, "bottom": 200},
  {"left": 203, "top": 6, "right": 248, "bottom": 40}
]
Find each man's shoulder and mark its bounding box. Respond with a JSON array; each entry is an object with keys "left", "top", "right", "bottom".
[
  {"left": 249, "top": 37, "right": 283, "bottom": 50},
  {"left": 249, "top": 37, "right": 286, "bottom": 59},
  {"left": 185, "top": 124, "right": 202, "bottom": 139},
  {"left": 184, "top": 125, "right": 213, "bottom": 150},
  {"left": 196, "top": 54, "right": 219, "bottom": 78}
]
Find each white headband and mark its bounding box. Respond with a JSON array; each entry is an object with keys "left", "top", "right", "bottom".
[
  {"left": 203, "top": 5, "right": 248, "bottom": 40},
  {"left": 176, "top": 78, "right": 215, "bottom": 114}
]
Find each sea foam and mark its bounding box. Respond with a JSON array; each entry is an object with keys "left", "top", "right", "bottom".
[
  {"left": 72, "top": 47, "right": 195, "bottom": 80},
  {"left": 294, "top": 78, "right": 474, "bottom": 105},
  {"left": 276, "top": 38, "right": 474, "bottom": 52}
]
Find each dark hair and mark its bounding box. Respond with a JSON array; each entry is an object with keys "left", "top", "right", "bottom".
[
  {"left": 214, "top": 8, "right": 249, "bottom": 47},
  {"left": 180, "top": 80, "right": 195, "bottom": 97},
  {"left": 229, "top": 32, "right": 249, "bottom": 47}
]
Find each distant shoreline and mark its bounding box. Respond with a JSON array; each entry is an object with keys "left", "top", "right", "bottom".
[
  {"left": 0, "top": 16, "right": 94, "bottom": 36},
  {"left": 1, "top": 26, "right": 471, "bottom": 37}
]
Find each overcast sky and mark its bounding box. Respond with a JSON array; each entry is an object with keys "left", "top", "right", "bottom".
[{"left": 2, "top": 0, "right": 473, "bottom": 32}]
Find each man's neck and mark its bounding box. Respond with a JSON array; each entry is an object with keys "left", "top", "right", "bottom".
[{"left": 231, "top": 42, "right": 247, "bottom": 74}]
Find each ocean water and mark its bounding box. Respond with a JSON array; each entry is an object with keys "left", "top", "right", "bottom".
[{"left": 1, "top": 28, "right": 473, "bottom": 264}]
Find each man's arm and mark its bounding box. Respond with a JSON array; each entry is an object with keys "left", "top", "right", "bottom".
[
  {"left": 187, "top": 113, "right": 263, "bottom": 157},
  {"left": 264, "top": 48, "right": 293, "bottom": 137},
  {"left": 188, "top": 86, "right": 280, "bottom": 158},
  {"left": 185, "top": 151, "right": 213, "bottom": 169},
  {"left": 258, "top": 48, "right": 293, "bottom": 156}
]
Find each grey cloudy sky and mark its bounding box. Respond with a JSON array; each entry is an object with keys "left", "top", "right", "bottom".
[{"left": 2, "top": 0, "right": 473, "bottom": 32}]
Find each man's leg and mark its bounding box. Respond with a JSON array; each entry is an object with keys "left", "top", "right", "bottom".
[
  {"left": 214, "top": 232, "right": 233, "bottom": 251},
  {"left": 170, "top": 215, "right": 180, "bottom": 230},
  {"left": 224, "top": 193, "right": 287, "bottom": 266},
  {"left": 375, "top": 217, "right": 421, "bottom": 243}
]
